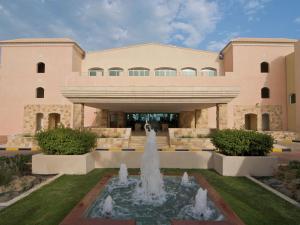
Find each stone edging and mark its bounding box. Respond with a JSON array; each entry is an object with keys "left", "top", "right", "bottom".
[
  {"left": 0, "top": 173, "right": 63, "bottom": 208},
  {"left": 246, "top": 176, "right": 300, "bottom": 208}
]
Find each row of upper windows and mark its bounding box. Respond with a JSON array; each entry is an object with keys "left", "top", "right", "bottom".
[
  {"left": 34, "top": 61, "right": 268, "bottom": 75},
  {"left": 87, "top": 67, "right": 218, "bottom": 77}
]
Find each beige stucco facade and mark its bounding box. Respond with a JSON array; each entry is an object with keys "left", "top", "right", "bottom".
[{"left": 0, "top": 37, "right": 299, "bottom": 137}]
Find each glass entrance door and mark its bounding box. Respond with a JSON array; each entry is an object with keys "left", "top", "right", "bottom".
[{"left": 126, "top": 113, "right": 179, "bottom": 131}]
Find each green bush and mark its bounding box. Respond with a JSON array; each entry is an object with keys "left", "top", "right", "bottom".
[
  {"left": 36, "top": 128, "right": 97, "bottom": 155},
  {"left": 211, "top": 129, "right": 273, "bottom": 156}
]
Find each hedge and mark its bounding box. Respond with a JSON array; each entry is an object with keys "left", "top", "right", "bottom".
[
  {"left": 35, "top": 128, "right": 97, "bottom": 155},
  {"left": 211, "top": 129, "right": 273, "bottom": 156}
]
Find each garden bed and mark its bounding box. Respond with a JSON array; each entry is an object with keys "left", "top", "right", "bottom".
[
  {"left": 257, "top": 161, "right": 300, "bottom": 203},
  {"left": 0, "top": 155, "right": 53, "bottom": 204},
  {"left": 0, "top": 174, "right": 53, "bottom": 203}
]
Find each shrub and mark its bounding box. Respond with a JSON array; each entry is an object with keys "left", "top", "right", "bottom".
[
  {"left": 211, "top": 129, "right": 273, "bottom": 156},
  {"left": 36, "top": 128, "right": 97, "bottom": 155},
  {"left": 0, "top": 155, "right": 31, "bottom": 186}
]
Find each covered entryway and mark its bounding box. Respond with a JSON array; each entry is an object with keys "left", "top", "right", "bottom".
[
  {"left": 62, "top": 86, "right": 240, "bottom": 130},
  {"left": 245, "top": 113, "right": 257, "bottom": 130}
]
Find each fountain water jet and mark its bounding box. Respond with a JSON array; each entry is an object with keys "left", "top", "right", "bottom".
[
  {"left": 135, "top": 121, "right": 166, "bottom": 204},
  {"left": 193, "top": 188, "right": 208, "bottom": 216},
  {"left": 181, "top": 172, "right": 190, "bottom": 186},
  {"left": 102, "top": 195, "right": 113, "bottom": 216},
  {"left": 118, "top": 163, "right": 128, "bottom": 185}
]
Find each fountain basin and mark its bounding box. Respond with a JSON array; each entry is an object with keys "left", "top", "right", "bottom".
[
  {"left": 60, "top": 173, "right": 245, "bottom": 225},
  {"left": 86, "top": 176, "right": 223, "bottom": 225}
]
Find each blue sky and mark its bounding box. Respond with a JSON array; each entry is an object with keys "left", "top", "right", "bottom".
[{"left": 0, "top": 0, "right": 299, "bottom": 51}]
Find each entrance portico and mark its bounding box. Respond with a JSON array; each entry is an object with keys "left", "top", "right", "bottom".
[{"left": 63, "top": 86, "right": 239, "bottom": 130}]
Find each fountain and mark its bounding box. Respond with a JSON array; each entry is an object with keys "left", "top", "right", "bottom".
[
  {"left": 181, "top": 172, "right": 190, "bottom": 186},
  {"left": 119, "top": 163, "right": 128, "bottom": 185},
  {"left": 102, "top": 195, "right": 113, "bottom": 216},
  {"left": 87, "top": 121, "right": 223, "bottom": 225},
  {"left": 193, "top": 188, "right": 208, "bottom": 215},
  {"left": 135, "top": 121, "right": 166, "bottom": 203}
]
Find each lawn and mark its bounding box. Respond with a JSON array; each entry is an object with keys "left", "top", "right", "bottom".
[{"left": 0, "top": 169, "right": 300, "bottom": 225}]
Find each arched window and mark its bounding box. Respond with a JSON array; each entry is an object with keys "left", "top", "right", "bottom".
[
  {"left": 155, "top": 67, "right": 176, "bottom": 76},
  {"left": 36, "top": 113, "right": 44, "bottom": 132},
  {"left": 261, "top": 87, "right": 270, "bottom": 98},
  {"left": 108, "top": 67, "right": 123, "bottom": 76},
  {"left": 128, "top": 67, "right": 150, "bottom": 76},
  {"left": 36, "top": 87, "right": 44, "bottom": 98},
  {"left": 245, "top": 113, "right": 258, "bottom": 130},
  {"left": 88, "top": 67, "right": 103, "bottom": 76},
  {"left": 37, "top": 62, "right": 45, "bottom": 73},
  {"left": 181, "top": 67, "right": 197, "bottom": 76},
  {"left": 262, "top": 113, "right": 270, "bottom": 131},
  {"left": 201, "top": 67, "right": 217, "bottom": 76},
  {"left": 260, "top": 62, "right": 269, "bottom": 73},
  {"left": 289, "top": 93, "right": 296, "bottom": 104}
]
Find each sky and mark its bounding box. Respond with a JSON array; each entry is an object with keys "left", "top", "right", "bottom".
[{"left": 0, "top": 0, "right": 299, "bottom": 52}]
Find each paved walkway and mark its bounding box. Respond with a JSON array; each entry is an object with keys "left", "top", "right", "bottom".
[
  {"left": 0, "top": 150, "right": 40, "bottom": 157},
  {"left": 271, "top": 141, "right": 300, "bottom": 164}
]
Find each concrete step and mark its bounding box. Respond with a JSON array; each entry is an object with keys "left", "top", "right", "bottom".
[{"left": 129, "top": 136, "right": 169, "bottom": 149}]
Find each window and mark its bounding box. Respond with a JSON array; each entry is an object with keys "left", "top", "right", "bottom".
[
  {"left": 109, "top": 67, "right": 123, "bottom": 76},
  {"left": 88, "top": 67, "right": 103, "bottom": 76},
  {"left": 37, "top": 62, "right": 45, "bottom": 73},
  {"left": 181, "top": 67, "right": 197, "bottom": 76},
  {"left": 128, "top": 67, "right": 150, "bottom": 76},
  {"left": 260, "top": 62, "right": 269, "bottom": 73},
  {"left": 201, "top": 67, "right": 217, "bottom": 76},
  {"left": 36, "top": 87, "right": 44, "bottom": 98},
  {"left": 155, "top": 68, "right": 176, "bottom": 76},
  {"left": 289, "top": 93, "right": 296, "bottom": 104},
  {"left": 36, "top": 113, "right": 43, "bottom": 132},
  {"left": 261, "top": 87, "right": 270, "bottom": 98},
  {"left": 262, "top": 113, "right": 270, "bottom": 131},
  {"left": 48, "top": 113, "right": 60, "bottom": 129},
  {"left": 245, "top": 113, "right": 258, "bottom": 130}
]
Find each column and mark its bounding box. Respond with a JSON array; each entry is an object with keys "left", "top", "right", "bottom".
[
  {"left": 216, "top": 103, "right": 227, "bottom": 129},
  {"left": 195, "top": 108, "right": 208, "bottom": 128},
  {"left": 73, "top": 103, "right": 84, "bottom": 129},
  {"left": 179, "top": 111, "right": 195, "bottom": 128}
]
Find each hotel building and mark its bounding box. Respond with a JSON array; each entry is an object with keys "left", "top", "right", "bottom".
[{"left": 0, "top": 38, "right": 300, "bottom": 139}]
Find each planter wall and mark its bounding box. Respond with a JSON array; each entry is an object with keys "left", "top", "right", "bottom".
[
  {"left": 32, "top": 153, "right": 94, "bottom": 175},
  {"left": 93, "top": 151, "right": 214, "bottom": 169},
  {"left": 213, "top": 152, "right": 278, "bottom": 176},
  {"left": 32, "top": 151, "right": 277, "bottom": 176}
]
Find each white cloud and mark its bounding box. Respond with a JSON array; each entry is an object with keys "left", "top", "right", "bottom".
[
  {"left": 238, "top": 0, "right": 271, "bottom": 21},
  {"left": 0, "top": 0, "right": 222, "bottom": 50},
  {"left": 295, "top": 17, "right": 300, "bottom": 24},
  {"left": 207, "top": 32, "right": 240, "bottom": 51}
]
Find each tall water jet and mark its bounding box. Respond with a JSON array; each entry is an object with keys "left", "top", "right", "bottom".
[
  {"left": 193, "top": 188, "right": 208, "bottom": 216},
  {"left": 102, "top": 195, "right": 113, "bottom": 216},
  {"left": 118, "top": 163, "right": 128, "bottom": 185},
  {"left": 137, "top": 121, "right": 166, "bottom": 203},
  {"left": 181, "top": 172, "right": 190, "bottom": 186}
]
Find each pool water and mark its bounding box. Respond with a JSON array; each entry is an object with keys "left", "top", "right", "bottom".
[{"left": 86, "top": 176, "right": 224, "bottom": 225}]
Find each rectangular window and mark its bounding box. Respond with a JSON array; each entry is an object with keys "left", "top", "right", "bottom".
[
  {"left": 155, "top": 69, "right": 176, "bottom": 76},
  {"left": 290, "top": 94, "right": 296, "bottom": 104},
  {"left": 128, "top": 69, "right": 149, "bottom": 76},
  {"left": 89, "top": 71, "right": 97, "bottom": 76},
  {"left": 109, "top": 70, "right": 121, "bottom": 76}
]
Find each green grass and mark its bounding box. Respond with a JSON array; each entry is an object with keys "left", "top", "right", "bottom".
[{"left": 0, "top": 169, "right": 300, "bottom": 225}]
